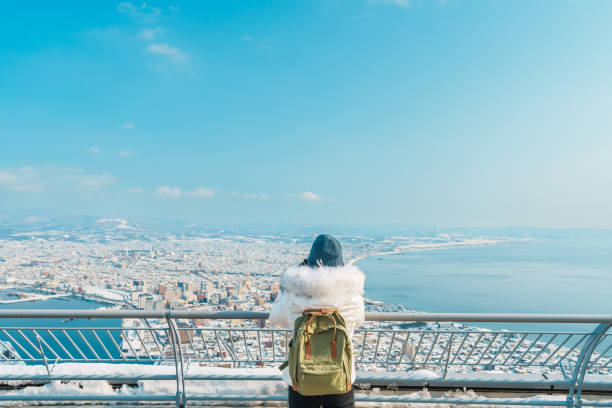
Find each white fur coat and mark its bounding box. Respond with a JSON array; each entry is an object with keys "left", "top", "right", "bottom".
[{"left": 269, "top": 264, "right": 366, "bottom": 386}]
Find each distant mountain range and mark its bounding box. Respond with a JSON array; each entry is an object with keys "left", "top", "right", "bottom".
[{"left": 1, "top": 211, "right": 609, "bottom": 242}]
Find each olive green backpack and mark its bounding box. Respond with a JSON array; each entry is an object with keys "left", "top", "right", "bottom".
[{"left": 280, "top": 308, "right": 353, "bottom": 396}]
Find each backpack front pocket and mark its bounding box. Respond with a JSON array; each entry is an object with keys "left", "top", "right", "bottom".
[{"left": 296, "top": 364, "right": 348, "bottom": 396}]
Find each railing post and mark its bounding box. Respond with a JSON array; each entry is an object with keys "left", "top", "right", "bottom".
[
  {"left": 575, "top": 323, "right": 610, "bottom": 408},
  {"left": 567, "top": 323, "right": 610, "bottom": 408},
  {"left": 443, "top": 333, "right": 454, "bottom": 380},
  {"left": 166, "top": 314, "right": 187, "bottom": 408},
  {"left": 34, "top": 332, "right": 51, "bottom": 377}
]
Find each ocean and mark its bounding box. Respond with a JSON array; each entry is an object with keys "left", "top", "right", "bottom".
[
  {"left": 0, "top": 296, "right": 123, "bottom": 363},
  {"left": 358, "top": 233, "right": 612, "bottom": 332}
]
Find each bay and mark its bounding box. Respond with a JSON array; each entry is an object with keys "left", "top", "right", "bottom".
[{"left": 359, "top": 234, "right": 612, "bottom": 333}]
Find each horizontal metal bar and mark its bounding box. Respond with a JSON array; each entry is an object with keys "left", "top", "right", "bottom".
[
  {"left": 4, "top": 356, "right": 600, "bottom": 366},
  {"left": 0, "top": 310, "right": 270, "bottom": 320},
  {"left": 0, "top": 374, "right": 179, "bottom": 381},
  {"left": 0, "top": 327, "right": 592, "bottom": 336},
  {"left": 186, "top": 394, "right": 570, "bottom": 406},
  {"left": 366, "top": 313, "right": 612, "bottom": 324},
  {"left": 0, "top": 310, "right": 610, "bottom": 323},
  {"left": 0, "top": 393, "right": 573, "bottom": 405},
  {"left": 0, "top": 328, "right": 592, "bottom": 336},
  {"left": 0, "top": 373, "right": 591, "bottom": 387},
  {"left": 0, "top": 395, "right": 177, "bottom": 402}
]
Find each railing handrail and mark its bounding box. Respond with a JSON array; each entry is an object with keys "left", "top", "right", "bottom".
[
  {"left": 0, "top": 309, "right": 610, "bottom": 407},
  {"left": 0, "top": 309, "right": 611, "bottom": 323}
]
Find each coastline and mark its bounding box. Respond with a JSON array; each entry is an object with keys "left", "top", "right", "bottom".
[
  {"left": 0, "top": 289, "right": 124, "bottom": 309},
  {"left": 348, "top": 237, "right": 533, "bottom": 266},
  {"left": 347, "top": 249, "right": 402, "bottom": 266},
  {"left": 0, "top": 293, "right": 68, "bottom": 304}
]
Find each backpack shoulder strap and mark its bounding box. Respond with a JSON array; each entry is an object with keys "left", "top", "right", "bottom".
[{"left": 279, "top": 360, "right": 289, "bottom": 370}]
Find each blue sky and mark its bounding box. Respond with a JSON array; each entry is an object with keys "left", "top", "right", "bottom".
[{"left": 1, "top": 1, "right": 611, "bottom": 227}]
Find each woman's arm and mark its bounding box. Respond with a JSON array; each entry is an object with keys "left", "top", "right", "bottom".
[
  {"left": 268, "top": 291, "right": 291, "bottom": 328},
  {"left": 337, "top": 293, "right": 365, "bottom": 335}
]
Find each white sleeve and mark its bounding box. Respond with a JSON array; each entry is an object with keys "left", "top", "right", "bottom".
[
  {"left": 337, "top": 295, "right": 365, "bottom": 336},
  {"left": 268, "top": 291, "right": 291, "bottom": 329}
]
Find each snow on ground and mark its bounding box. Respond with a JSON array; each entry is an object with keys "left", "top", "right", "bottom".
[
  {"left": 79, "top": 286, "right": 128, "bottom": 302},
  {"left": 0, "top": 365, "right": 610, "bottom": 407}
]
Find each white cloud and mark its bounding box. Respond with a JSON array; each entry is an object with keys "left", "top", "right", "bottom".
[
  {"left": 122, "top": 122, "right": 135, "bottom": 129},
  {"left": 227, "top": 192, "right": 268, "bottom": 199},
  {"left": 88, "top": 146, "right": 100, "bottom": 154},
  {"left": 147, "top": 43, "right": 189, "bottom": 68},
  {"left": 296, "top": 191, "right": 323, "bottom": 201},
  {"left": 117, "top": 2, "right": 162, "bottom": 23},
  {"left": 119, "top": 150, "right": 134, "bottom": 158},
  {"left": 242, "top": 193, "right": 265, "bottom": 199},
  {"left": 125, "top": 187, "right": 143, "bottom": 194},
  {"left": 0, "top": 172, "right": 16, "bottom": 185},
  {"left": 188, "top": 186, "right": 215, "bottom": 198},
  {"left": 154, "top": 186, "right": 271, "bottom": 200},
  {"left": 156, "top": 186, "right": 215, "bottom": 199},
  {"left": 138, "top": 28, "right": 162, "bottom": 40},
  {"left": 241, "top": 34, "right": 253, "bottom": 42},
  {"left": 0, "top": 166, "right": 115, "bottom": 193},
  {"left": 156, "top": 185, "right": 182, "bottom": 199}
]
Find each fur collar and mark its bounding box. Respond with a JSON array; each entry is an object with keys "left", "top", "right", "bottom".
[
  {"left": 269, "top": 263, "right": 366, "bottom": 336},
  {"left": 279, "top": 264, "right": 365, "bottom": 301}
]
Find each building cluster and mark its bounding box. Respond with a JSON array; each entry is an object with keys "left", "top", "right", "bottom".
[{"left": 0, "top": 230, "right": 382, "bottom": 315}]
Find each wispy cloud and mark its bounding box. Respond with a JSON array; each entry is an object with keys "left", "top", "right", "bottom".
[
  {"left": 117, "top": 2, "right": 162, "bottom": 23},
  {"left": 296, "top": 191, "right": 323, "bottom": 201},
  {"left": 156, "top": 185, "right": 182, "bottom": 199},
  {"left": 244, "top": 193, "right": 269, "bottom": 199},
  {"left": 188, "top": 186, "right": 215, "bottom": 198},
  {"left": 119, "top": 150, "right": 134, "bottom": 159},
  {"left": 147, "top": 43, "right": 189, "bottom": 68},
  {"left": 116, "top": 3, "right": 189, "bottom": 71},
  {"left": 138, "top": 28, "right": 162, "bottom": 41},
  {"left": 156, "top": 186, "right": 216, "bottom": 199},
  {"left": 88, "top": 146, "right": 100, "bottom": 154},
  {"left": 0, "top": 166, "right": 115, "bottom": 193},
  {"left": 227, "top": 192, "right": 269, "bottom": 200},
  {"left": 122, "top": 122, "right": 135, "bottom": 129}
]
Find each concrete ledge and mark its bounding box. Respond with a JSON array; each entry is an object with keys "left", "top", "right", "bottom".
[{"left": 0, "top": 365, "right": 610, "bottom": 393}]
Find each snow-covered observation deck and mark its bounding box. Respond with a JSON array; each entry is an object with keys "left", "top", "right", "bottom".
[{"left": 0, "top": 310, "right": 610, "bottom": 407}]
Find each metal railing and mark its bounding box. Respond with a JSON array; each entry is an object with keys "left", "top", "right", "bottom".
[{"left": 0, "top": 310, "right": 610, "bottom": 407}]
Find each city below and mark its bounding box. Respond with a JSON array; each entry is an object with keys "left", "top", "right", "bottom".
[{"left": 2, "top": 216, "right": 608, "bottom": 380}]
